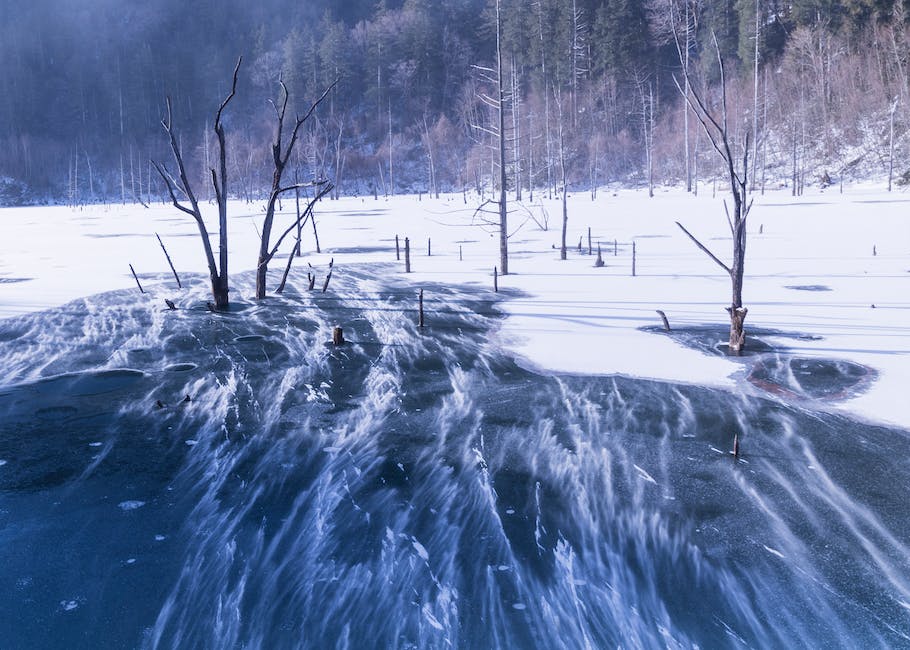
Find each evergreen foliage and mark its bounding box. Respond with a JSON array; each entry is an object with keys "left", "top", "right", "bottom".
[{"left": 2, "top": 0, "right": 910, "bottom": 204}]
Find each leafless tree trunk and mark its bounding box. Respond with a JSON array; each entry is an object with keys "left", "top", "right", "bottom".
[
  {"left": 153, "top": 58, "right": 240, "bottom": 309},
  {"left": 511, "top": 56, "right": 522, "bottom": 202},
  {"left": 472, "top": 0, "right": 510, "bottom": 273},
  {"left": 255, "top": 79, "right": 336, "bottom": 299},
  {"left": 750, "top": 0, "right": 761, "bottom": 190},
  {"left": 557, "top": 86, "right": 569, "bottom": 260},
  {"left": 684, "top": 0, "right": 692, "bottom": 192},
  {"left": 422, "top": 115, "right": 437, "bottom": 199},
  {"left": 496, "top": 0, "right": 509, "bottom": 275},
  {"left": 388, "top": 100, "right": 394, "bottom": 196},
  {"left": 636, "top": 78, "right": 656, "bottom": 198},
  {"left": 889, "top": 97, "right": 898, "bottom": 192},
  {"left": 333, "top": 114, "right": 345, "bottom": 200}
]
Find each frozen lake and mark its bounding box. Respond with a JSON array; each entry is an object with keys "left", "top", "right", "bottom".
[{"left": 0, "top": 188, "right": 908, "bottom": 647}]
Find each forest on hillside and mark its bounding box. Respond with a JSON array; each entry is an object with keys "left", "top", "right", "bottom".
[{"left": 2, "top": 0, "right": 910, "bottom": 205}]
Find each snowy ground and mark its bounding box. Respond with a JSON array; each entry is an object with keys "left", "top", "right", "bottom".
[{"left": 0, "top": 183, "right": 907, "bottom": 429}]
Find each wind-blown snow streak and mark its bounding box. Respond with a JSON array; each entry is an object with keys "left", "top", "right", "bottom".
[{"left": 0, "top": 268, "right": 908, "bottom": 648}]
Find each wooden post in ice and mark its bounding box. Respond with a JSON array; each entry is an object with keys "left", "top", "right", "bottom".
[
  {"left": 418, "top": 289, "right": 425, "bottom": 328},
  {"left": 405, "top": 237, "right": 411, "bottom": 273},
  {"left": 587, "top": 227, "right": 592, "bottom": 255},
  {"left": 129, "top": 264, "right": 145, "bottom": 293},
  {"left": 614, "top": 239, "right": 618, "bottom": 256},
  {"left": 733, "top": 433, "right": 740, "bottom": 460},
  {"left": 656, "top": 310, "right": 670, "bottom": 331},
  {"left": 427, "top": 237, "right": 431, "bottom": 256},
  {"left": 322, "top": 270, "right": 333, "bottom": 293},
  {"left": 459, "top": 245, "right": 463, "bottom": 261},
  {"left": 494, "top": 266, "right": 499, "bottom": 292},
  {"left": 395, "top": 235, "right": 400, "bottom": 260},
  {"left": 332, "top": 326, "right": 345, "bottom": 345},
  {"left": 632, "top": 241, "right": 637, "bottom": 277},
  {"left": 156, "top": 233, "right": 182, "bottom": 288},
  {"left": 594, "top": 243, "right": 604, "bottom": 267}
]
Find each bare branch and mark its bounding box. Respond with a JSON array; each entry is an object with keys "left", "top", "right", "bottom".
[
  {"left": 152, "top": 160, "right": 196, "bottom": 218},
  {"left": 282, "top": 79, "right": 339, "bottom": 167},
  {"left": 675, "top": 221, "right": 732, "bottom": 275},
  {"left": 469, "top": 123, "right": 500, "bottom": 138},
  {"left": 724, "top": 200, "right": 734, "bottom": 235},
  {"left": 264, "top": 183, "right": 333, "bottom": 264},
  {"left": 214, "top": 56, "right": 241, "bottom": 133},
  {"left": 671, "top": 74, "right": 725, "bottom": 158},
  {"left": 276, "top": 181, "right": 324, "bottom": 195}
]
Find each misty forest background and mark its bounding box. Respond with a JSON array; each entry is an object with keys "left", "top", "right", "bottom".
[{"left": 3, "top": 0, "right": 910, "bottom": 205}]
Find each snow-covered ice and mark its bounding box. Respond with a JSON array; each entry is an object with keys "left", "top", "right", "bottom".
[{"left": 0, "top": 183, "right": 906, "bottom": 428}]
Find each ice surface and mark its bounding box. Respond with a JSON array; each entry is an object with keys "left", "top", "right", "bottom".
[
  {"left": 0, "top": 258, "right": 907, "bottom": 647},
  {"left": 0, "top": 185, "right": 905, "bottom": 428}
]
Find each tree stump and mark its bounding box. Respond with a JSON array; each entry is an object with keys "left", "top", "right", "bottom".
[
  {"left": 727, "top": 306, "right": 748, "bottom": 354},
  {"left": 332, "top": 326, "right": 345, "bottom": 346}
]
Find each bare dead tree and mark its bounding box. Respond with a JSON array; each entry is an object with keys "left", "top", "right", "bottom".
[
  {"left": 494, "top": 0, "right": 509, "bottom": 275},
  {"left": 672, "top": 28, "right": 752, "bottom": 354},
  {"left": 255, "top": 78, "right": 337, "bottom": 299},
  {"left": 470, "top": 0, "right": 510, "bottom": 275},
  {"left": 555, "top": 84, "right": 570, "bottom": 260},
  {"left": 153, "top": 57, "right": 240, "bottom": 309}
]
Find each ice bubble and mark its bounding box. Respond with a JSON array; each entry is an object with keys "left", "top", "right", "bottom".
[
  {"left": 154, "top": 535, "right": 166, "bottom": 542},
  {"left": 61, "top": 600, "right": 79, "bottom": 612},
  {"left": 185, "top": 439, "right": 198, "bottom": 446},
  {"left": 118, "top": 500, "right": 145, "bottom": 511}
]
